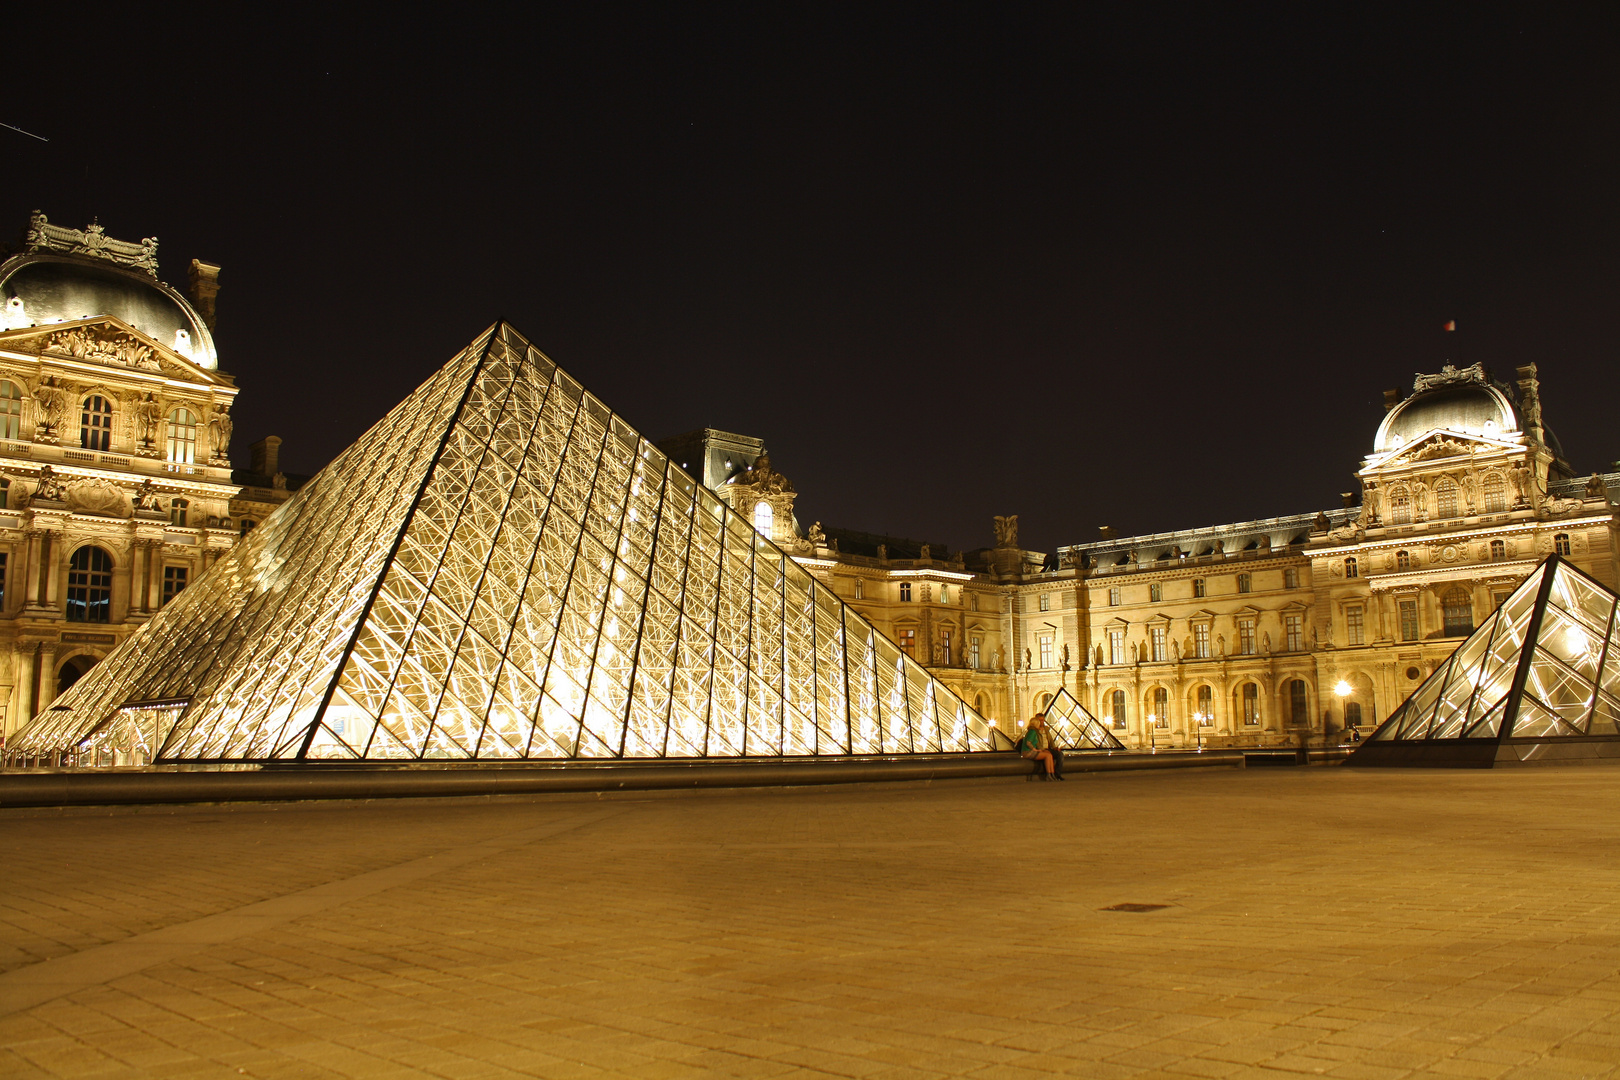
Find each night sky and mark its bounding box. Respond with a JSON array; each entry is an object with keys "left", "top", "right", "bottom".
[{"left": 9, "top": 7, "right": 1618, "bottom": 555}]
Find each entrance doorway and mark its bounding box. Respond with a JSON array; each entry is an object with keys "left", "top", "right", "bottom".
[{"left": 57, "top": 654, "right": 98, "bottom": 696}]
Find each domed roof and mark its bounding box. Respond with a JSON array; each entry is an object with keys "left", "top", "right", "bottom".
[
  {"left": 0, "top": 214, "right": 218, "bottom": 370},
  {"left": 1373, "top": 366, "right": 1519, "bottom": 453}
]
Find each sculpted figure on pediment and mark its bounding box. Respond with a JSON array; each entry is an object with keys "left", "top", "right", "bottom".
[{"left": 29, "top": 464, "right": 66, "bottom": 503}]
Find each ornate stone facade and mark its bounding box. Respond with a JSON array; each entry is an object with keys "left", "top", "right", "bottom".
[
  {"left": 688, "top": 361, "right": 1617, "bottom": 747},
  {"left": 0, "top": 216, "right": 243, "bottom": 736}
]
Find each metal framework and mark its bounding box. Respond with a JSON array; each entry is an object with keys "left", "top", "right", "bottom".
[
  {"left": 13, "top": 324, "right": 995, "bottom": 764},
  {"left": 1351, "top": 554, "right": 1620, "bottom": 767},
  {"left": 1041, "top": 687, "right": 1127, "bottom": 750}
]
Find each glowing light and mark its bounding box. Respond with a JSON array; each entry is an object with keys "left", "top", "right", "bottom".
[{"left": 1334, "top": 680, "right": 1353, "bottom": 697}]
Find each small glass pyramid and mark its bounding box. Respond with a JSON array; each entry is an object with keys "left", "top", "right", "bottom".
[
  {"left": 1352, "top": 554, "right": 1620, "bottom": 767},
  {"left": 1042, "top": 688, "right": 1126, "bottom": 750},
  {"left": 13, "top": 324, "right": 995, "bottom": 764}
]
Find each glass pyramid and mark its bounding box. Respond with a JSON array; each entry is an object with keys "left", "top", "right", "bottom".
[
  {"left": 1353, "top": 554, "right": 1620, "bottom": 767},
  {"left": 1042, "top": 688, "right": 1127, "bottom": 750},
  {"left": 13, "top": 324, "right": 995, "bottom": 764}
]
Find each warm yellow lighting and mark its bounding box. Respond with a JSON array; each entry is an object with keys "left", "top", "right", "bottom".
[{"left": 1334, "top": 680, "right": 1353, "bottom": 697}]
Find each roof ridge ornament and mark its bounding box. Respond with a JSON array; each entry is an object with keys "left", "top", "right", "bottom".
[
  {"left": 1412, "top": 362, "right": 1486, "bottom": 394},
  {"left": 25, "top": 210, "right": 160, "bottom": 277}
]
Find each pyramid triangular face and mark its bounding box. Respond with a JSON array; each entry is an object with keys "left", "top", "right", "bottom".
[
  {"left": 1043, "top": 688, "right": 1126, "bottom": 750},
  {"left": 1353, "top": 555, "right": 1620, "bottom": 766},
  {"left": 15, "top": 325, "right": 994, "bottom": 762}
]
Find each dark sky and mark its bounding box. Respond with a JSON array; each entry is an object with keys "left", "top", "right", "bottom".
[{"left": 9, "top": 6, "right": 1618, "bottom": 555}]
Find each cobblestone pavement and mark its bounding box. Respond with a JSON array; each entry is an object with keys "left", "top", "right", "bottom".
[{"left": 2, "top": 766, "right": 1619, "bottom": 1080}]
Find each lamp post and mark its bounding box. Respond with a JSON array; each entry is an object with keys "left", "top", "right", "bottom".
[{"left": 1192, "top": 710, "right": 1208, "bottom": 751}]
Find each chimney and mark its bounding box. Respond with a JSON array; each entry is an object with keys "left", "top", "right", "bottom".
[
  {"left": 1382, "top": 388, "right": 1400, "bottom": 411},
  {"left": 189, "top": 259, "right": 221, "bottom": 333},
  {"left": 250, "top": 436, "right": 282, "bottom": 478}
]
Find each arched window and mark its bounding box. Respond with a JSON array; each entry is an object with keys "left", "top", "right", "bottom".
[
  {"left": 1395, "top": 550, "right": 1411, "bottom": 571},
  {"left": 167, "top": 408, "right": 199, "bottom": 464},
  {"left": 1435, "top": 478, "right": 1458, "bottom": 519},
  {"left": 1151, "top": 687, "right": 1169, "bottom": 727},
  {"left": 1390, "top": 488, "right": 1412, "bottom": 525},
  {"left": 170, "top": 497, "right": 189, "bottom": 527},
  {"left": 1555, "top": 533, "right": 1571, "bottom": 556},
  {"left": 1241, "top": 683, "right": 1259, "bottom": 725},
  {"left": 1442, "top": 587, "right": 1473, "bottom": 636},
  {"left": 0, "top": 380, "right": 21, "bottom": 441},
  {"left": 1344, "top": 701, "right": 1363, "bottom": 729},
  {"left": 974, "top": 693, "right": 990, "bottom": 718},
  {"left": 1195, "top": 685, "right": 1213, "bottom": 724},
  {"left": 1288, "top": 679, "right": 1308, "bottom": 725},
  {"left": 1037, "top": 692, "right": 1051, "bottom": 711},
  {"left": 66, "top": 546, "right": 113, "bottom": 623},
  {"left": 1344, "top": 557, "right": 1358, "bottom": 578},
  {"left": 1490, "top": 539, "right": 1505, "bottom": 560},
  {"left": 80, "top": 395, "right": 113, "bottom": 451},
  {"left": 240, "top": 518, "right": 257, "bottom": 537},
  {"left": 1110, "top": 689, "right": 1126, "bottom": 729},
  {"left": 1483, "top": 474, "right": 1507, "bottom": 513}
]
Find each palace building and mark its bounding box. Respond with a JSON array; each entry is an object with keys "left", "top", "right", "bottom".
[
  {"left": 0, "top": 213, "right": 295, "bottom": 737},
  {"left": 704, "top": 362, "right": 1616, "bottom": 749}
]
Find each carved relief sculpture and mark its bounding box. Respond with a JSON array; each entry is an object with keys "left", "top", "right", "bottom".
[
  {"left": 30, "top": 464, "right": 66, "bottom": 503},
  {"left": 992, "top": 515, "right": 1018, "bottom": 548}
]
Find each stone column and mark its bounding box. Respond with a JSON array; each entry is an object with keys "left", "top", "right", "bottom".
[
  {"left": 131, "top": 541, "right": 149, "bottom": 615},
  {"left": 43, "top": 532, "right": 63, "bottom": 608},
  {"left": 23, "top": 531, "right": 42, "bottom": 606},
  {"left": 147, "top": 545, "right": 164, "bottom": 611},
  {"left": 37, "top": 643, "right": 57, "bottom": 710},
  {"left": 15, "top": 643, "right": 34, "bottom": 728}
]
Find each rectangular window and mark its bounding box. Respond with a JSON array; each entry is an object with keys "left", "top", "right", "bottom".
[
  {"left": 1284, "top": 567, "right": 1300, "bottom": 589},
  {"left": 899, "top": 582, "right": 912, "bottom": 602},
  {"left": 1039, "top": 593, "right": 1051, "bottom": 612},
  {"left": 1399, "top": 599, "right": 1419, "bottom": 642},
  {"left": 1289, "top": 680, "right": 1309, "bottom": 725},
  {"left": 1193, "top": 578, "right": 1206, "bottom": 598},
  {"left": 855, "top": 578, "right": 864, "bottom": 600},
  {"left": 1111, "top": 691, "right": 1126, "bottom": 729},
  {"left": 1242, "top": 683, "right": 1259, "bottom": 724},
  {"left": 1109, "top": 630, "right": 1125, "bottom": 666},
  {"left": 896, "top": 628, "right": 916, "bottom": 658},
  {"left": 1108, "top": 587, "right": 1120, "bottom": 606},
  {"left": 162, "top": 565, "right": 189, "bottom": 607},
  {"left": 940, "top": 631, "right": 952, "bottom": 666},
  {"left": 1195, "top": 685, "right": 1213, "bottom": 724},
  {"left": 1238, "top": 618, "right": 1256, "bottom": 656},
  {"left": 1039, "top": 635, "right": 1053, "bottom": 669},
  {"left": 1150, "top": 626, "right": 1166, "bottom": 662},
  {"left": 1237, "top": 573, "right": 1252, "bottom": 594},
  {"left": 970, "top": 637, "right": 981, "bottom": 670},
  {"left": 1346, "top": 605, "right": 1365, "bottom": 646},
  {"left": 1149, "top": 583, "right": 1162, "bottom": 603},
  {"left": 1285, "top": 614, "right": 1303, "bottom": 652},
  {"left": 969, "top": 593, "right": 979, "bottom": 611},
  {"left": 1194, "top": 623, "right": 1210, "bottom": 659}
]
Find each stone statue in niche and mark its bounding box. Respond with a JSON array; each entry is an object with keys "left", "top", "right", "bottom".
[
  {"left": 208, "top": 405, "right": 233, "bottom": 461},
  {"left": 1215, "top": 633, "right": 1226, "bottom": 657},
  {"left": 1262, "top": 632, "right": 1272, "bottom": 655},
  {"left": 1172, "top": 639, "right": 1182, "bottom": 661},
  {"left": 876, "top": 543, "right": 887, "bottom": 562},
  {"left": 134, "top": 393, "right": 162, "bottom": 448},
  {"left": 1313, "top": 512, "right": 1330, "bottom": 533},
  {"left": 919, "top": 544, "right": 931, "bottom": 561},
  {"left": 31, "top": 377, "right": 66, "bottom": 440},
  {"left": 1129, "top": 641, "right": 1139, "bottom": 664}
]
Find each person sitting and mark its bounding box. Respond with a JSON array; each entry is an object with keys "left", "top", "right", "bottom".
[{"left": 1018, "top": 713, "right": 1062, "bottom": 780}]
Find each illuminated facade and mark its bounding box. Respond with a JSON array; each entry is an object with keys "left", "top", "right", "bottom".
[
  {"left": 0, "top": 213, "right": 245, "bottom": 736},
  {"left": 720, "top": 362, "right": 1615, "bottom": 750},
  {"left": 13, "top": 325, "right": 995, "bottom": 762}
]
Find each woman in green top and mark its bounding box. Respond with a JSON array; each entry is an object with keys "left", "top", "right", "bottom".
[{"left": 1019, "top": 714, "right": 1061, "bottom": 780}]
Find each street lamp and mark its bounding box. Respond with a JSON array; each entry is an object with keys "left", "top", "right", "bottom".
[{"left": 1334, "top": 680, "right": 1354, "bottom": 743}]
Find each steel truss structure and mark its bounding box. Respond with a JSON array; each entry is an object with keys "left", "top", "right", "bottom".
[
  {"left": 1042, "top": 688, "right": 1127, "bottom": 750},
  {"left": 13, "top": 324, "right": 995, "bottom": 764},
  {"left": 1351, "top": 554, "right": 1620, "bottom": 767}
]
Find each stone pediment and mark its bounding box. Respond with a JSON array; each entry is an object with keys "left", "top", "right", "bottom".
[
  {"left": 0, "top": 317, "right": 225, "bottom": 385},
  {"left": 1367, "top": 429, "right": 1520, "bottom": 474}
]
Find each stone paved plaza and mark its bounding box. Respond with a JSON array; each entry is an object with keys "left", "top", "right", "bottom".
[{"left": 2, "top": 766, "right": 1619, "bottom": 1080}]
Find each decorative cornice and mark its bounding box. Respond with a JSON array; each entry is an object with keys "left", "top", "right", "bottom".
[
  {"left": 1412, "top": 362, "right": 1487, "bottom": 394},
  {"left": 26, "top": 211, "right": 159, "bottom": 276}
]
